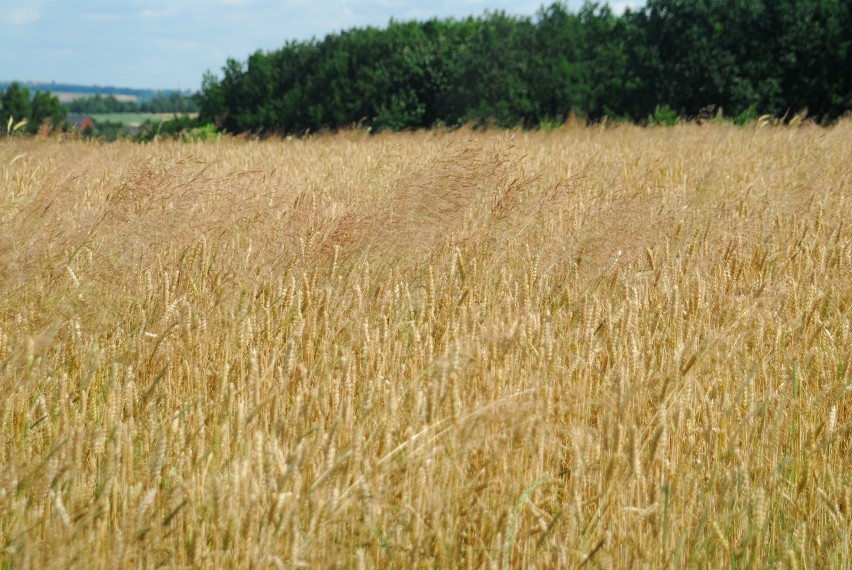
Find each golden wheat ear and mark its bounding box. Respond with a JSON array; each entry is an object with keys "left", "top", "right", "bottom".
[{"left": 1, "top": 120, "right": 850, "bottom": 567}]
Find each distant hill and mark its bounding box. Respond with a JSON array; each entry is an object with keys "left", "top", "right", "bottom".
[{"left": 0, "top": 81, "right": 193, "bottom": 103}]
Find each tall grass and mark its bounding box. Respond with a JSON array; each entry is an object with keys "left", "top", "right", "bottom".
[{"left": 1, "top": 122, "right": 850, "bottom": 568}]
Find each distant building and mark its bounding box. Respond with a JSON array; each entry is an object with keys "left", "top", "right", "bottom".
[{"left": 66, "top": 114, "right": 95, "bottom": 130}]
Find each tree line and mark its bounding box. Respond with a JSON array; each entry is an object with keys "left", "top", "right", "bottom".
[
  {"left": 197, "top": 0, "right": 851, "bottom": 134},
  {"left": 0, "top": 84, "right": 198, "bottom": 137},
  {"left": 65, "top": 92, "right": 199, "bottom": 114},
  {"left": 0, "top": 83, "right": 67, "bottom": 135}
]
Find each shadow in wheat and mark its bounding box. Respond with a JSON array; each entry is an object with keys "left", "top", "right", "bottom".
[{"left": 317, "top": 136, "right": 561, "bottom": 278}]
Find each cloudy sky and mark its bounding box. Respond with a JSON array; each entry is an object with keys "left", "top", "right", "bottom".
[{"left": 1, "top": 1, "right": 643, "bottom": 91}]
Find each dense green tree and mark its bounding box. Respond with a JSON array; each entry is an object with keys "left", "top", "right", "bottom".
[
  {"left": 626, "top": 0, "right": 774, "bottom": 117},
  {"left": 198, "top": 70, "right": 228, "bottom": 126},
  {"left": 575, "top": 3, "right": 634, "bottom": 120},
  {"left": 66, "top": 92, "right": 198, "bottom": 115},
  {"left": 193, "top": 0, "right": 851, "bottom": 134},
  {"left": 624, "top": 0, "right": 850, "bottom": 119},
  {"left": 1, "top": 82, "right": 66, "bottom": 134},
  {"left": 1, "top": 82, "right": 33, "bottom": 130},
  {"left": 531, "top": 4, "right": 584, "bottom": 121},
  {"left": 139, "top": 92, "right": 198, "bottom": 113},
  {"left": 768, "top": 0, "right": 851, "bottom": 119},
  {"left": 445, "top": 12, "right": 538, "bottom": 127},
  {"left": 67, "top": 94, "right": 134, "bottom": 113},
  {"left": 30, "top": 91, "right": 67, "bottom": 132}
]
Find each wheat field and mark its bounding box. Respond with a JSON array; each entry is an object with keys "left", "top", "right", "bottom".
[{"left": 1, "top": 122, "right": 850, "bottom": 568}]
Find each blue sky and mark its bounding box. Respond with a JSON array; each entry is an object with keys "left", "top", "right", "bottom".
[{"left": 1, "top": 1, "right": 642, "bottom": 91}]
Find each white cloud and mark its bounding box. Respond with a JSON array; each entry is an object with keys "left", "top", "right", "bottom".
[
  {"left": 609, "top": 1, "right": 642, "bottom": 15},
  {"left": 10, "top": 8, "right": 41, "bottom": 25},
  {"left": 141, "top": 7, "right": 179, "bottom": 19}
]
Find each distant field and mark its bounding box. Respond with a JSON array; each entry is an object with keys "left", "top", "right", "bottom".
[
  {"left": 56, "top": 92, "right": 138, "bottom": 103},
  {"left": 91, "top": 112, "right": 198, "bottom": 127},
  {"left": 0, "top": 123, "right": 850, "bottom": 568}
]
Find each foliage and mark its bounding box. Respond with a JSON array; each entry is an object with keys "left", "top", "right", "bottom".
[
  {"left": 84, "top": 119, "right": 125, "bottom": 142},
  {"left": 648, "top": 104, "right": 680, "bottom": 126},
  {"left": 197, "top": 0, "right": 851, "bottom": 134},
  {"left": 733, "top": 104, "right": 760, "bottom": 126},
  {"left": 180, "top": 123, "right": 219, "bottom": 142},
  {"left": 0, "top": 82, "right": 67, "bottom": 135},
  {"left": 66, "top": 92, "right": 199, "bottom": 114},
  {"left": 131, "top": 115, "right": 218, "bottom": 142}
]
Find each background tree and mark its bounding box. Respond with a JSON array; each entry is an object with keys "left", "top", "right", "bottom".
[
  {"left": 30, "top": 90, "right": 67, "bottom": 133},
  {"left": 530, "top": 3, "right": 584, "bottom": 122},
  {"left": 193, "top": 0, "right": 852, "bottom": 134},
  {"left": 1, "top": 82, "right": 67, "bottom": 134},
  {"left": 1, "top": 82, "right": 33, "bottom": 130}
]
